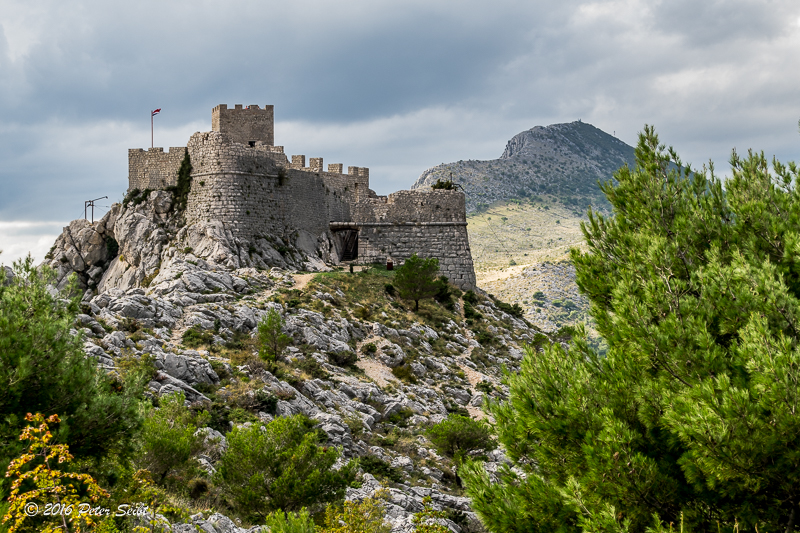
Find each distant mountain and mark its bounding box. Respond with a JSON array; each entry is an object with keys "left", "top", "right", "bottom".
[{"left": 412, "top": 121, "right": 635, "bottom": 213}]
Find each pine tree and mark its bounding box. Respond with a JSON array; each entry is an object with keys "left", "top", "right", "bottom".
[
  {"left": 393, "top": 254, "right": 440, "bottom": 311},
  {"left": 462, "top": 127, "right": 800, "bottom": 532},
  {"left": 0, "top": 257, "right": 143, "bottom": 493}
]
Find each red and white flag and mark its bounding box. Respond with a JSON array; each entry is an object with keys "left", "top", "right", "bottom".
[{"left": 151, "top": 108, "right": 161, "bottom": 116}]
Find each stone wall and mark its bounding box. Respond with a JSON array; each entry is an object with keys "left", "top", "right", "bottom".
[
  {"left": 211, "top": 104, "right": 274, "bottom": 146},
  {"left": 128, "top": 147, "right": 186, "bottom": 191},
  {"left": 351, "top": 190, "right": 476, "bottom": 289},
  {"left": 353, "top": 189, "right": 466, "bottom": 224},
  {"left": 184, "top": 132, "right": 364, "bottom": 240}
]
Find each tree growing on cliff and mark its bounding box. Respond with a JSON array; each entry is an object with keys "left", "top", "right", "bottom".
[
  {"left": 393, "top": 254, "right": 440, "bottom": 311},
  {"left": 0, "top": 257, "right": 143, "bottom": 492},
  {"left": 462, "top": 127, "right": 800, "bottom": 532}
]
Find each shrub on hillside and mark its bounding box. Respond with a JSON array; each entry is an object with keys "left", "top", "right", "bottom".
[
  {"left": 182, "top": 325, "right": 214, "bottom": 348},
  {"left": 258, "top": 308, "right": 292, "bottom": 361},
  {"left": 138, "top": 391, "right": 206, "bottom": 485},
  {"left": 215, "top": 414, "right": 358, "bottom": 521},
  {"left": 427, "top": 414, "right": 496, "bottom": 465}
]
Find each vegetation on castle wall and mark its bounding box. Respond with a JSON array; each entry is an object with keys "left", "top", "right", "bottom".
[
  {"left": 105, "top": 236, "right": 119, "bottom": 258},
  {"left": 430, "top": 178, "right": 456, "bottom": 190},
  {"left": 167, "top": 150, "right": 193, "bottom": 211},
  {"left": 123, "top": 187, "right": 152, "bottom": 208}
]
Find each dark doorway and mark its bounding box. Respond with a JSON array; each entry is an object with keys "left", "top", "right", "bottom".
[{"left": 335, "top": 230, "right": 359, "bottom": 261}]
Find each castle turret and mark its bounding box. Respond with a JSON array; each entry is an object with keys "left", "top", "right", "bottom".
[{"left": 211, "top": 104, "right": 274, "bottom": 146}]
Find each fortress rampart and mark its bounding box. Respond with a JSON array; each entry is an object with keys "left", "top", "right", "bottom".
[
  {"left": 128, "top": 147, "right": 186, "bottom": 191},
  {"left": 184, "top": 131, "right": 364, "bottom": 239},
  {"left": 344, "top": 191, "right": 476, "bottom": 288},
  {"left": 128, "top": 104, "right": 476, "bottom": 289}
]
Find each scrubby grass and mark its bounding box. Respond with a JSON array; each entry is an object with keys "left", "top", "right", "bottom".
[{"left": 305, "top": 264, "right": 463, "bottom": 331}]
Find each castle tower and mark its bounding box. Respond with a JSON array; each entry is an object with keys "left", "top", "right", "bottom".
[{"left": 211, "top": 104, "right": 274, "bottom": 146}]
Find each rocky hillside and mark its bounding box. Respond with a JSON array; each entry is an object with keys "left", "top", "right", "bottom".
[
  {"left": 412, "top": 121, "right": 634, "bottom": 214},
  {"left": 22, "top": 192, "right": 562, "bottom": 532}
]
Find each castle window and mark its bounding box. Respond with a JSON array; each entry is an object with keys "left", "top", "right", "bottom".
[{"left": 248, "top": 141, "right": 256, "bottom": 147}]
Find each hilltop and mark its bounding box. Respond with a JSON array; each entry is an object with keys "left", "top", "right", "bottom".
[{"left": 412, "top": 120, "right": 635, "bottom": 214}]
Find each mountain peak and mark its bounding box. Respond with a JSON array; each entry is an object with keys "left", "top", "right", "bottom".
[{"left": 413, "top": 121, "right": 634, "bottom": 213}]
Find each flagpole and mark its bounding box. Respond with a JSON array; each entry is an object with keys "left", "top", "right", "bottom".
[{"left": 151, "top": 110, "right": 154, "bottom": 149}]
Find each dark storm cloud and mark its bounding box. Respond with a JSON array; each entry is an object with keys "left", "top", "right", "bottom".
[{"left": 2, "top": 0, "right": 800, "bottom": 262}]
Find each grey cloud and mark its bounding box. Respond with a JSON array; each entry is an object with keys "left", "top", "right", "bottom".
[{"left": 1, "top": 0, "right": 799, "bottom": 232}]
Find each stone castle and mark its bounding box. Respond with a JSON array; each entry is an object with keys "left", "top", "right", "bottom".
[{"left": 127, "top": 104, "right": 476, "bottom": 289}]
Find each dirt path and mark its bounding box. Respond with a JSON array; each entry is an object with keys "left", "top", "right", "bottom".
[{"left": 292, "top": 273, "right": 316, "bottom": 291}]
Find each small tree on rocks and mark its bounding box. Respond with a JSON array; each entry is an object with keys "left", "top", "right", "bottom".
[
  {"left": 258, "top": 307, "right": 292, "bottom": 362},
  {"left": 393, "top": 254, "right": 440, "bottom": 311}
]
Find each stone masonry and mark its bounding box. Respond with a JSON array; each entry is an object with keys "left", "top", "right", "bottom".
[
  {"left": 127, "top": 104, "right": 476, "bottom": 289},
  {"left": 128, "top": 147, "right": 186, "bottom": 191}
]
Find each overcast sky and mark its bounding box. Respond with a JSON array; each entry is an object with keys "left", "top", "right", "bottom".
[{"left": 2, "top": 0, "right": 799, "bottom": 263}]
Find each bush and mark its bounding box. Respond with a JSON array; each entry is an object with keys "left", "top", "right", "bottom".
[
  {"left": 182, "top": 325, "right": 214, "bottom": 348},
  {"left": 463, "top": 302, "right": 482, "bottom": 320},
  {"left": 255, "top": 389, "right": 278, "bottom": 415},
  {"left": 328, "top": 350, "right": 357, "bottom": 368},
  {"left": 390, "top": 364, "right": 417, "bottom": 384},
  {"left": 362, "top": 342, "right": 378, "bottom": 354},
  {"left": 215, "top": 414, "right": 358, "bottom": 520},
  {"left": 263, "top": 508, "right": 316, "bottom": 533},
  {"left": 0, "top": 258, "right": 143, "bottom": 492},
  {"left": 385, "top": 406, "right": 415, "bottom": 426},
  {"left": 354, "top": 305, "right": 372, "bottom": 320},
  {"left": 432, "top": 276, "right": 456, "bottom": 310},
  {"left": 138, "top": 391, "right": 206, "bottom": 485},
  {"left": 321, "top": 493, "right": 391, "bottom": 533},
  {"left": 494, "top": 300, "right": 524, "bottom": 318},
  {"left": 3, "top": 413, "right": 110, "bottom": 533},
  {"left": 187, "top": 477, "right": 210, "bottom": 500},
  {"left": 384, "top": 283, "right": 396, "bottom": 296},
  {"left": 358, "top": 456, "right": 403, "bottom": 483},
  {"left": 462, "top": 290, "right": 479, "bottom": 305},
  {"left": 430, "top": 178, "right": 456, "bottom": 190},
  {"left": 475, "top": 331, "right": 494, "bottom": 346},
  {"left": 475, "top": 380, "right": 494, "bottom": 394},
  {"left": 296, "top": 357, "right": 329, "bottom": 379},
  {"left": 426, "top": 414, "right": 496, "bottom": 464}
]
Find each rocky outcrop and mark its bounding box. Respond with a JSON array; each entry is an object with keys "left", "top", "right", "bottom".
[
  {"left": 41, "top": 191, "right": 338, "bottom": 294},
  {"left": 65, "top": 250, "right": 539, "bottom": 531}
]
